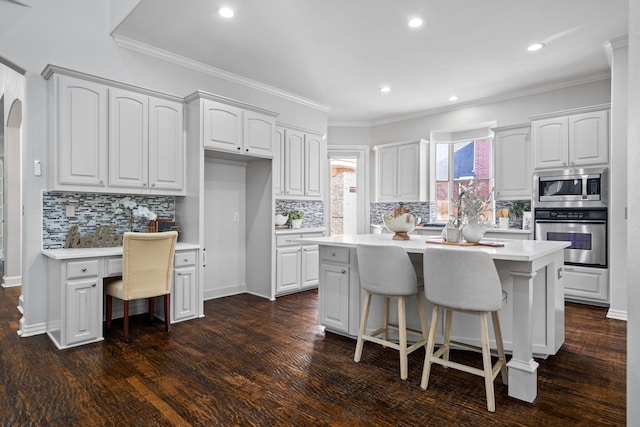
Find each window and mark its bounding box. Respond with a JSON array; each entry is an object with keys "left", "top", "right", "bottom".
[{"left": 434, "top": 138, "right": 493, "bottom": 222}]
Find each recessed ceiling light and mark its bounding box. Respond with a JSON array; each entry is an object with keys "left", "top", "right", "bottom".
[
  {"left": 218, "top": 7, "right": 234, "bottom": 18},
  {"left": 527, "top": 43, "right": 545, "bottom": 52},
  {"left": 380, "top": 86, "right": 391, "bottom": 93},
  {"left": 408, "top": 18, "right": 423, "bottom": 28},
  {"left": 449, "top": 95, "right": 458, "bottom": 102}
]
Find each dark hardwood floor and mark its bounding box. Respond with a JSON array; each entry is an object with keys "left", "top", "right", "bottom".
[{"left": 0, "top": 284, "right": 626, "bottom": 426}]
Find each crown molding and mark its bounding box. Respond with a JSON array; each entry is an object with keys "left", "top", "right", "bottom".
[
  {"left": 329, "top": 71, "right": 611, "bottom": 129},
  {"left": 112, "top": 34, "right": 330, "bottom": 113}
]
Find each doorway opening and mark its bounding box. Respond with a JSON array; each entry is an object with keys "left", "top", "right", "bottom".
[{"left": 327, "top": 147, "right": 370, "bottom": 236}]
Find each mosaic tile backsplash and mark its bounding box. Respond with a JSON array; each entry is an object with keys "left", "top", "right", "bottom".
[
  {"left": 370, "top": 202, "right": 436, "bottom": 225},
  {"left": 275, "top": 200, "right": 324, "bottom": 228},
  {"left": 42, "top": 192, "right": 175, "bottom": 249}
]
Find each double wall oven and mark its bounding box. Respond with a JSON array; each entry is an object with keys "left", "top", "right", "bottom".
[{"left": 533, "top": 167, "right": 608, "bottom": 269}]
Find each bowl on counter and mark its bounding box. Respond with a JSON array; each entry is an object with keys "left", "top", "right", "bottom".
[{"left": 383, "top": 213, "right": 417, "bottom": 240}]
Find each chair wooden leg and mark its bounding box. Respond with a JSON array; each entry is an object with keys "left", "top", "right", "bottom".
[
  {"left": 149, "top": 297, "right": 155, "bottom": 321},
  {"left": 421, "top": 305, "right": 440, "bottom": 390},
  {"left": 164, "top": 294, "right": 171, "bottom": 332},
  {"left": 480, "top": 312, "right": 496, "bottom": 412},
  {"left": 382, "top": 296, "right": 390, "bottom": 342},
  {"left": 354, "top": 292, "right": 372, "bottom": 363},
  {"left": 416, "top": 290, "right": 429, "bottom": 341},
  {"left": 443, "top": 308, "right": 453, "bottom": 363},
  {"left": 106, "top": 294, "right": 112, "bottom": 331},
  {"left": 492, "top": 311, "right": 508, "bottom": 385},
  {"left": 123, "top": 300, "right": 130, "bottom": 341},
  {"left": 397, "top": 296, "right": 408, "bottom": 380}
]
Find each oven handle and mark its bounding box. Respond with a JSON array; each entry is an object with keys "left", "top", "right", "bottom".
[{"left": 534, "top": 220, "right": 607, "bottom": 225}]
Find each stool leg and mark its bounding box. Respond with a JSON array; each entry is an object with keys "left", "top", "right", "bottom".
[
  {"left": 492, "top": 311, "right": 508, "bottom": 385},
  {"left": 354, "top": 292, "right": 372, "bottom": 363},
  {"left": 416, "top": 290, "right": 429, "bottom": 342},
  {"left": 443, "top": 308, "right": 453, "bottom": 363},
  {"left": 397, "top": 296, "right": 408, "bottom": 380},
  {"left": 383, "top": 296, "right": 390, "bottom": 342},
  {"left": 421, "top": 305, "right": 440, "bottom": 390},
  {"left": 480, "top": 312, "right": 496, "bottom": 412}
]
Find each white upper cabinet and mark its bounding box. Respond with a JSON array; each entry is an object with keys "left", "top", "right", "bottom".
[
  {"left": 43, "top": 66, "right": 185, "bottom": 195},
  {"left": 279, "top": 126, "right": 325, "bottom": 199},
  {"left": 273, "top": 127, "right": 285, "bottom": 196},
  {"left": 109, "top": 89, "right": 149, "bottom": 190},
  {"left": 149, "top": 98, "right": 184, "bottom": 192},
  {"left": 51, "top": 74, "right": 108, "bottom": 189},
  {"left": 202, "top": 98, "right": 275, "bottom": 158},
  {"left": 493, "top": 124, "right": 531, "bottom": 200},
  {"left": 374, "top": 140, "right": 428, "bottom": 202},
  {"left": 531, "top": 106, "right": 609, "bottom": 169}
]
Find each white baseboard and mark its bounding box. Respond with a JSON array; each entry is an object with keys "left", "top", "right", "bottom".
[
  {"left": 18, "top": 317, "right": 47, "bottom": 337},
  {"left": 2, "top": 274, "right": 21, "bottom": 287},
  {"left": 607, "top": 309, "right": 628, "bottom": 321}
]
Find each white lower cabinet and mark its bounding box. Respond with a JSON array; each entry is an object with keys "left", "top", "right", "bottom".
[
  {"left": 563, "top": 265, "right": 608, "bottom": 305},
  {"left": 172, "top": 250, "right": 198, "bottom": 322},
  {"left": 275, "top": 231, "right": 323, "bottom": 295},
  {"left": 318, "top": 246, "right": 352, "bottom": 334},
  {"left": 65, "top": 277, "right": 102, "bottom": 346}
]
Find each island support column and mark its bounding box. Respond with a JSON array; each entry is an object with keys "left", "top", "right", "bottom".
[{"left": 507, "top": 270, "right": 540, "bottom": 402}]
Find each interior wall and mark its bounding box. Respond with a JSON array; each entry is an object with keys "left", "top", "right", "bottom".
[{"left": 0, "top": 0, "right": 328, "bottom": 332}]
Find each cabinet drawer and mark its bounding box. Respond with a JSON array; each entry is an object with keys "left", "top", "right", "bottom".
[
  {"left": 66, "top": 260, "right": 100, "bottom": 279},
  {"left": 175, "top": 251, "right": 197, "bottom": 267},
  {"left": 320, "top": 246, "right": 350, "bottom": 264},
  {"left": 103, "top": 257, "right": 123, "bottom": 277},
  {"left": 276, "top": 234, "right": 301, "bottom": 247}
]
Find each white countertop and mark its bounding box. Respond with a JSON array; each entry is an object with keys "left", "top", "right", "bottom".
[
  {"left": 41, "top": 242, "right": 200, "bottom": 260},
  {"left": 299, "top": 233, "right": 568, "bottom": 262},
  {"left": 372, "top": 223, "right": 532, "bottom": 235},
  {"left": 274, "top": 227, "right": 326, "bottom": 235}
]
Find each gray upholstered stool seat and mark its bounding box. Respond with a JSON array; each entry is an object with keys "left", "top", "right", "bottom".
[
  {"left": 421, "top": 247, "right": 509, "bottom": 412},
  {"left": 354, "top": 244, "right": 429, "bottom": 380}
]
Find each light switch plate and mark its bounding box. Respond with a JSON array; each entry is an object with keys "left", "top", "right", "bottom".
[{"left": 65, "top": 205, "right": 75, "bottom": 218}]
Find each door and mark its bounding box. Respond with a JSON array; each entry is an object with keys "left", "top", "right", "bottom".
[
  {"left": 301, "top": 244, "right": 319, "bottom": 287},
  {"left": 276, "top": 247, "right": 301, "bottom": 293},
  {"left": 202, "top": 100, "right": 242, "bottom": 152},
  {"left": 244, "top": 111, "right": 274, "bottom": 157},
  {"left": 305, "top": 134, "right": 322, "bottom": 197},
  {"left": 173, "top": 266, "right": 197, "bottom": 321},
  {"left": 319, "top": 263, "right": 350, "bottom": 333},
  {"left": 149, "top": 97, "right": 184, "bottom": 191},
  {"left": 284, "top": 129, "right": 304, "bottom": 196},
  {"left": 377, "top": 145, "right": 397, "bottom": 201},
  {"left": 66, "top": 279, "right": 100, "bottom": 345},
  {"left": 327, "top": 147, "right": 370, "bottom": 236},
  {"left": 533, "top": 117, "right": 568, "bottom": 169}
]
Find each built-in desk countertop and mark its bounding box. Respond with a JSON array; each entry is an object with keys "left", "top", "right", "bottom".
[
  {"left": 41, "top": 242, "right": 200, "bottom": 260},
  {"left": 299, "top": 233, "right": 570, "bottom": 404}
]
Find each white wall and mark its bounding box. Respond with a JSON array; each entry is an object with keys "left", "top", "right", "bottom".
[
  {"left": 627, "top": 0, "right": 640, "bottom": 421},
  {"left": 0, "top": 0, "right": 327, "bottom": 334}
]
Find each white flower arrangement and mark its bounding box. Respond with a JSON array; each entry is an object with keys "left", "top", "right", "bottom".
[{"left": 112, "top": 197, "right": 157, "bottom": 231}]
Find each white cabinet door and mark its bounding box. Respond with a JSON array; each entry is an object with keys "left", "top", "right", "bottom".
[
  {"left": 284, "top": 129, "right": 305, "bottom": 196},
  {"left": 319, "top": 263, "right": 350, "bottom": 333},
  {"left": 173, "top": 265, "right": 197, "bottom": 322},
  {"left": 109, "top": 88, "right": 149, "bottom": 189},
  {"left": 377, "top": 145, "right": 398, "bottom": 201},
  {"left": 56, "top": 75, "right": 108, "bottom": 188},
  {"left": 563, "top": 266, "right": 608, "bottom": 304},
  {"left": 149, "top": 97, "right": 184, "bottom": 192},
  {"left": 276, "top": 247, "right": 301, "bottom": 293},
  {"left": 202, "top": 100, "right": 243, "bottom": 152},
  {"left": 304, "top": 134, "right": 322, "bottom": 197},
  {"left": 397, "top": 143, "right": 420, "bottom": 200},
  {"left": 569, "top": 110, "right": 609, "bottom": 166},
  {"left": 533, "top": 117, "right": 568, "bottom": 169},
  {"left": 65, "top": 278, "right": 101, "bottom": 346},
  {"left": 273, "top": 127, "right": 285, "bottom": 196},
  {"left": 494, "top": 125, "right": 532, "bottom": 199},
  {"left": 301, "top": 244, "right": 319, "bottom": 288},
  {"left": 244, "top": 110, "right": 274, "bottom": 157}
]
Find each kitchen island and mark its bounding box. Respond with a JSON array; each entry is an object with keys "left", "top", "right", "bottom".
[{"left": 298, "top": 233, "right": 570, "bottom": 403}]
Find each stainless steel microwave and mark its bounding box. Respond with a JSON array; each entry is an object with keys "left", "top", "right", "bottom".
[{"left": 534, "top": 167, "right": 608, "bottom": 208}]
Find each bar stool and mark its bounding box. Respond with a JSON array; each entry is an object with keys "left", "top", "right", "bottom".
[
  {"left": 421, "top": 247, "right": 508, "bottom": 412},
  {"left": 354, "top": 244, "right": 429, "bottom": 380}
]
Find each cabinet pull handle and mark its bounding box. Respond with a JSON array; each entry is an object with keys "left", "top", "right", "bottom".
[
  {"left": 151, "top": 183, "right": 156, "bottom": 187},
  {"left": 331, "top": 252, "right": 336, "bottom": 257},
  {"left": 81, "top": 267, "right": 87, "bottom": 272},
  {"left": 91, "top": 283, "right": 96, "bottom": 287},
  {"left": 341, "top": 270, "right": 346, "bottom": 274}
]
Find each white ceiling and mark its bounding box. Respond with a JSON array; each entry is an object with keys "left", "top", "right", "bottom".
[{"left": 113, "top": 0, "right": 629, "bottom": 124}]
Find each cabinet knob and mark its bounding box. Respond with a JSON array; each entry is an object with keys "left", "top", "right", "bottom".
[
  {"left": 81, "top": 267, "right": 87, "bottom": 272},
  {"left": 151, "top": 183, "right": 156, "bottom": 187},
  {"left": 91, "top": 283, "right": 96, "bottom": 287},
  {"left": 331, "top": 252, "right": 336, "bottom": 257},
  {"left": 246, "top": 148, "right": 249, "bottom": 152},
  {"left": 143, "top": 182, "right": 148, "bottom": 186},
  {"left": 184, "top": 258, "right": 189, "bottom": 262},
  {"left": 341, "top": 270, "right": 346, "bottom": 274},
  {"left": 237, "top": 147, "right": 241, "bottom": 151}
]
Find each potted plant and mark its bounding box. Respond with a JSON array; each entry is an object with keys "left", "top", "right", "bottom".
[
  {"left": 289, "top": 210, "right": 304, "bottom": 229},
  {"left": 457, "top": 180, "right": 493, "bottom": 242}
]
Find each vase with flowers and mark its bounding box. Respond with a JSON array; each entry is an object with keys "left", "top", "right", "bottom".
[
  {"left": 455, "top": 180, "right": 493, "bottom": 243},
  {"left": 112, "top": 197, "right": 157, "bottom": 232}
]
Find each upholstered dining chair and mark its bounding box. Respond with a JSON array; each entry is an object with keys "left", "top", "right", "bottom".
[
  {"left": 105, "top": 231, "right": 178, "bottom": 340},
  {"left": 421, "top": 247, "right": 509, "bottom": 412},
  {"left": 354, "top": 244, "right": 429, "bottom": 380}
]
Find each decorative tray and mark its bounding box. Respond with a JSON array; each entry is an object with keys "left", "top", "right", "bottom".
[{"left": 425, "top": 239, "right": 505, "bottom": 247}]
